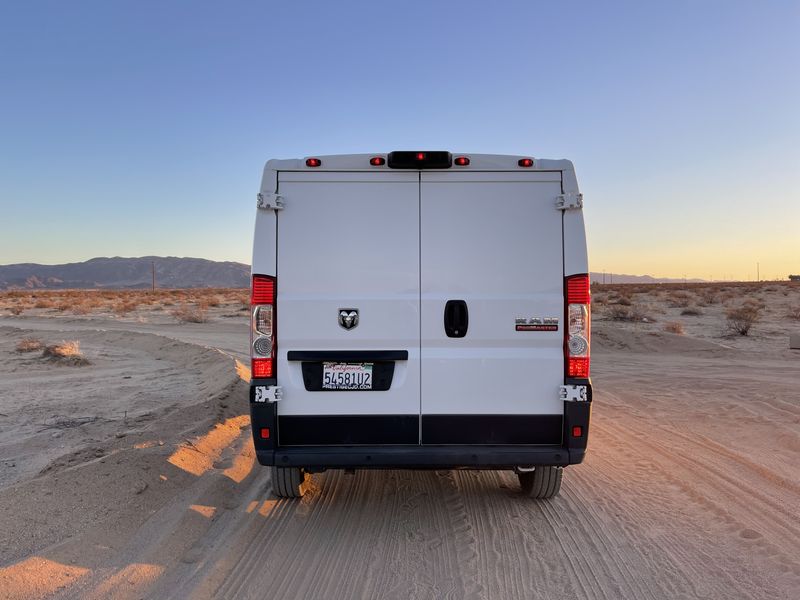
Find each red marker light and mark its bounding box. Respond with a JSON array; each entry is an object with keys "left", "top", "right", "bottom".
[
  {"left": 518, "top": 158, "right": 534, "bottom": 167},
  {"left": 260, "top": 428, "right": 270, "bottom": 439},
  {"left": 305, "top": 158, "right": 321, "bottom": 167},
  {"left": 416, "top": 152, "right": 426, "bottom": 161},
  {"left": 454, "top": 156, "right": 470, "bottom": 166},
  {"left": 370, "top": 156, "right": 385, "bottom": 166},
  {"left": 572, "top": 426, "right": 583, "bottom": 438}
]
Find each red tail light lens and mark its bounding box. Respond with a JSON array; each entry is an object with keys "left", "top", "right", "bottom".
[
  {"left": 305, "top": 158, "right": 321, "bottom": 167},
  {"left": 567, "top": 276, "right": 591, "bottom": 304},
  {"left": 454, "top": 156, "right": 470, "bottom": 166},
  {"left": 565, "top": 274, "right": 591, "bottom": 378},
  {"left": 252, "top": 358, "right": 273, "bottom": 378},
  {"left": 251, "top": 274, "right": 276, "bottom": 379},
  {"left": 518, "top": 158, "right": 534, "bottom": 167},
  {"left": 252, "top": 275, "right": 274, "bottom": 304},
  {"left": 568, "top": 357, "right": 590, "bottom": 378}
]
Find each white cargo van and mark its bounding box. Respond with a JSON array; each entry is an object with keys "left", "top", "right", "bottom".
[{"left": 249, "top": 152, "right": 591, "bottom": 499}]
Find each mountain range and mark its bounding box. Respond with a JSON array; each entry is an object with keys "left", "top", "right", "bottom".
[{"left": 0, "top": 257, "right": 250, "bottom": 290}]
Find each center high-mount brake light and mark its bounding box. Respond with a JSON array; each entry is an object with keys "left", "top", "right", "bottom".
[
  {"left": 565, "top": 274, "right": 591, "bottom": 378},
  {"left": 369, "top": 156, "right": 385, "bottom": 166},
  {"left": 305, "top": 158, "right": 321, "bottom": 167},
  {"left": 387, "top": 151, "right": 453, "bottom": 169},
  {"left": 518, "top": 158, "right": 534, "bottom": 167},
  {"left": 251, "top": 274, "right": 276, "bottom": 378},
  {"left": 454, "top": 156, "right": 470, "bottom": 166}
]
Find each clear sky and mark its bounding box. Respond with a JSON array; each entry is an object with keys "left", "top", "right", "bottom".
[{"left": 1, "top": 1, "right": 798, "bottom": 280}]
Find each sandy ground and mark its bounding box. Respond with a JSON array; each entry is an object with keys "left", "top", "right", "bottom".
[{"left": 0, "top": 288, "right": 798, "bottom": 599}]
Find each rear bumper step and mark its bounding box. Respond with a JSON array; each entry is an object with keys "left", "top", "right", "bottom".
[{"left": 257, "top": 445, "right": 584, "bottom": 469}]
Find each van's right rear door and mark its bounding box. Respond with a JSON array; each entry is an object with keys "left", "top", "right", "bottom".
[{"left": 420, "top": 171, "right": 565, "bottom": 445}]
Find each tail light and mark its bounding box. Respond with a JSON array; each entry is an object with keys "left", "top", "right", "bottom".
[
  {"left": 565, "top": 274, "right": 590, "bottom": 378},
  {"left": 251, "top": 274, "right": 276, "bottom": 378}
]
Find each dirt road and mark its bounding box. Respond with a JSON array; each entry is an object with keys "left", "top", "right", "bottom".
[{"left": 1, "top": 315, "right": 798, "bottom": 599}]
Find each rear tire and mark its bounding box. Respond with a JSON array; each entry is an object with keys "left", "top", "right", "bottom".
[
  {"left": 272, "top": 466, "right": 307, "bottom": 498},
  {"left": 518, "top": 466, "right": 562, "bottom": 499}
]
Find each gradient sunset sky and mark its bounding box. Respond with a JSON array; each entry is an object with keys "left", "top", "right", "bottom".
[{"left": 1, "top": 1, "right": 798, "bottom": 280}]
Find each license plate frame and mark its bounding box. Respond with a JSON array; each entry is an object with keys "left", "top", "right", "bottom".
[{"left": 322, "top": 362, "right": 374, "bottom": 391}]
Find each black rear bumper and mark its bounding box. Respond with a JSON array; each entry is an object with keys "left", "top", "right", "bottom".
[
  {"left": 249, "top": 380, "right": 591, "bottom": 470},
  {"left": 261, "top": 445, "right": 584, "bottom": 470}
]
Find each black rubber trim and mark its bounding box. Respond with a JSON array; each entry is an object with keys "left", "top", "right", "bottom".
[
  {"left": 259, "top": 445, "right": 571, "bottom": 469},
  {"left": 422, "top": 414, "right": 562, "bottom": 445},
  {"left": 278, "top": 415, "right": 419, "bottom": 446},
  {"left": 287, "top": 350, "right": 409, "bottom": 362},
  {"left": 249, "top": 398, "right": 277, "bottom": 452}
]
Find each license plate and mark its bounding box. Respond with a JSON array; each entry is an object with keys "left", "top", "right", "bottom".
[{"left": 322, "top": 362, "right": 373, "bottom": 390}]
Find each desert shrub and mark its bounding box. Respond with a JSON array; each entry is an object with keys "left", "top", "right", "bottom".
[
  {"left": 34, "top": 298, "right": 55, "bottom": 309},
  {"left": 42, "top": 340, "right": 90, "bottom": 365},
  {"left": 663, "top": 321, "right": 684, "bottom": 335},
  {"left": 698, "top": 290, "right": 718, "bottom": 305},
  {"left": 607, "top": 304, "right": 653, "bottom": 322},
  {"left": 16, "top": 338, "right": 43, "bottom": 352},
  {"left": 681, "top": 307, "right": 703, "bottom": 316},
  {"left": 9, "top": 305, "right": 23, "bottom": 315},
  {"left": 668, "top": 291, "right": 693, "bottom": 308},
  {"left": 615, "top": 296, "right": 632, "bottom": 306},
  {"left": 172, "top": 304, "right": 208, "bottom": 323},
  {"left": 114, "top": 300, "right": 138, "bottom": 315},
  {"left": 786, "top": 305, "right": 800, "bottom": 320},
  {"left": 206, "top": 296, "right": 221, "bottom": 307},
  {"left": 725, "top": 306, "right": 760, "bottom": 336}
]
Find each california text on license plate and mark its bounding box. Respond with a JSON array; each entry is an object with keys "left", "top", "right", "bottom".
[{"left": 322, "top": 362, "right": 373, "bottom": 390}]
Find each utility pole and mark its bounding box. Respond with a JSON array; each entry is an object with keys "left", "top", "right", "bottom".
[{"left": 152, "top": 261, "right": 156, "bottom": 292}]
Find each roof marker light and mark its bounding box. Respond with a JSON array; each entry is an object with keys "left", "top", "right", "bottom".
[
  {"left": 416, "top": 152, "right": 426, "bottom": 161},
  {"left": 305, "top": 158, "right": 321, "bottom": 167},
  {"left": 370, "top": 156, "right": 385, "bottom": 166},
  {"left": 518, "top": 158, "right": 534, "bottom": 167},
  {"left": 454, "top": 156, "right": 470, "bottom": 166}
]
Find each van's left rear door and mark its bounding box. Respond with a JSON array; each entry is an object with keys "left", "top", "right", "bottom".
[{"left": 275, "top": 171, "right": 420, "bottom": 446}]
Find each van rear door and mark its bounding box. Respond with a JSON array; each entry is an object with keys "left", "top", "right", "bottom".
[
  {"left": 419, "top": 171, "right": 565, "bottom": 445},
  {"left": 275, "top": 171, "right": 420, "bottom": 446}
]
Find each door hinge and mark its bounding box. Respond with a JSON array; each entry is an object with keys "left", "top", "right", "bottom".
[
  {"left": 257, "top": 192, "right": 284, "bottom": 211},
  {"left": 560, "top": 384, "right": 588, "bottom": 402},
  {"left": 253, "top": 385, "right": 283, "bottom": 402},
  {"left": 556, "top": 192, "right": 583, "bottom": 210}
]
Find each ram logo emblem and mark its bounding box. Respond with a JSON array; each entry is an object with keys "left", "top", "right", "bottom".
[{"left": 338, "top": 309, "right": 359, "bottom": 330}]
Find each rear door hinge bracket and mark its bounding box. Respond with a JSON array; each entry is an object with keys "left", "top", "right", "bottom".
[
  {"left": 253, "top": 385, "right": 282, "bottom": 402},
  {"left": 556, "top": 192, "right": 583, "bottom": 210},
  {"left": 560, "top": 384, "right": 588, "bottom": 402},
  {"left": 257, "top": 192, "right": 284, "bottom": 210}
]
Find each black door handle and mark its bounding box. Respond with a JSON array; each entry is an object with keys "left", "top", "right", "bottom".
[{"left": 444, "top": 300, "right": 468, "bottom": 338}]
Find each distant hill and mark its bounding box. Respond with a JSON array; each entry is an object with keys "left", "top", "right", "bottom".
[
  {"left": 590, "top": 272, "right": 706, "bottom": 284},
  {"left": 0, "top": 257, "right": 249, "bottom": 290}
]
